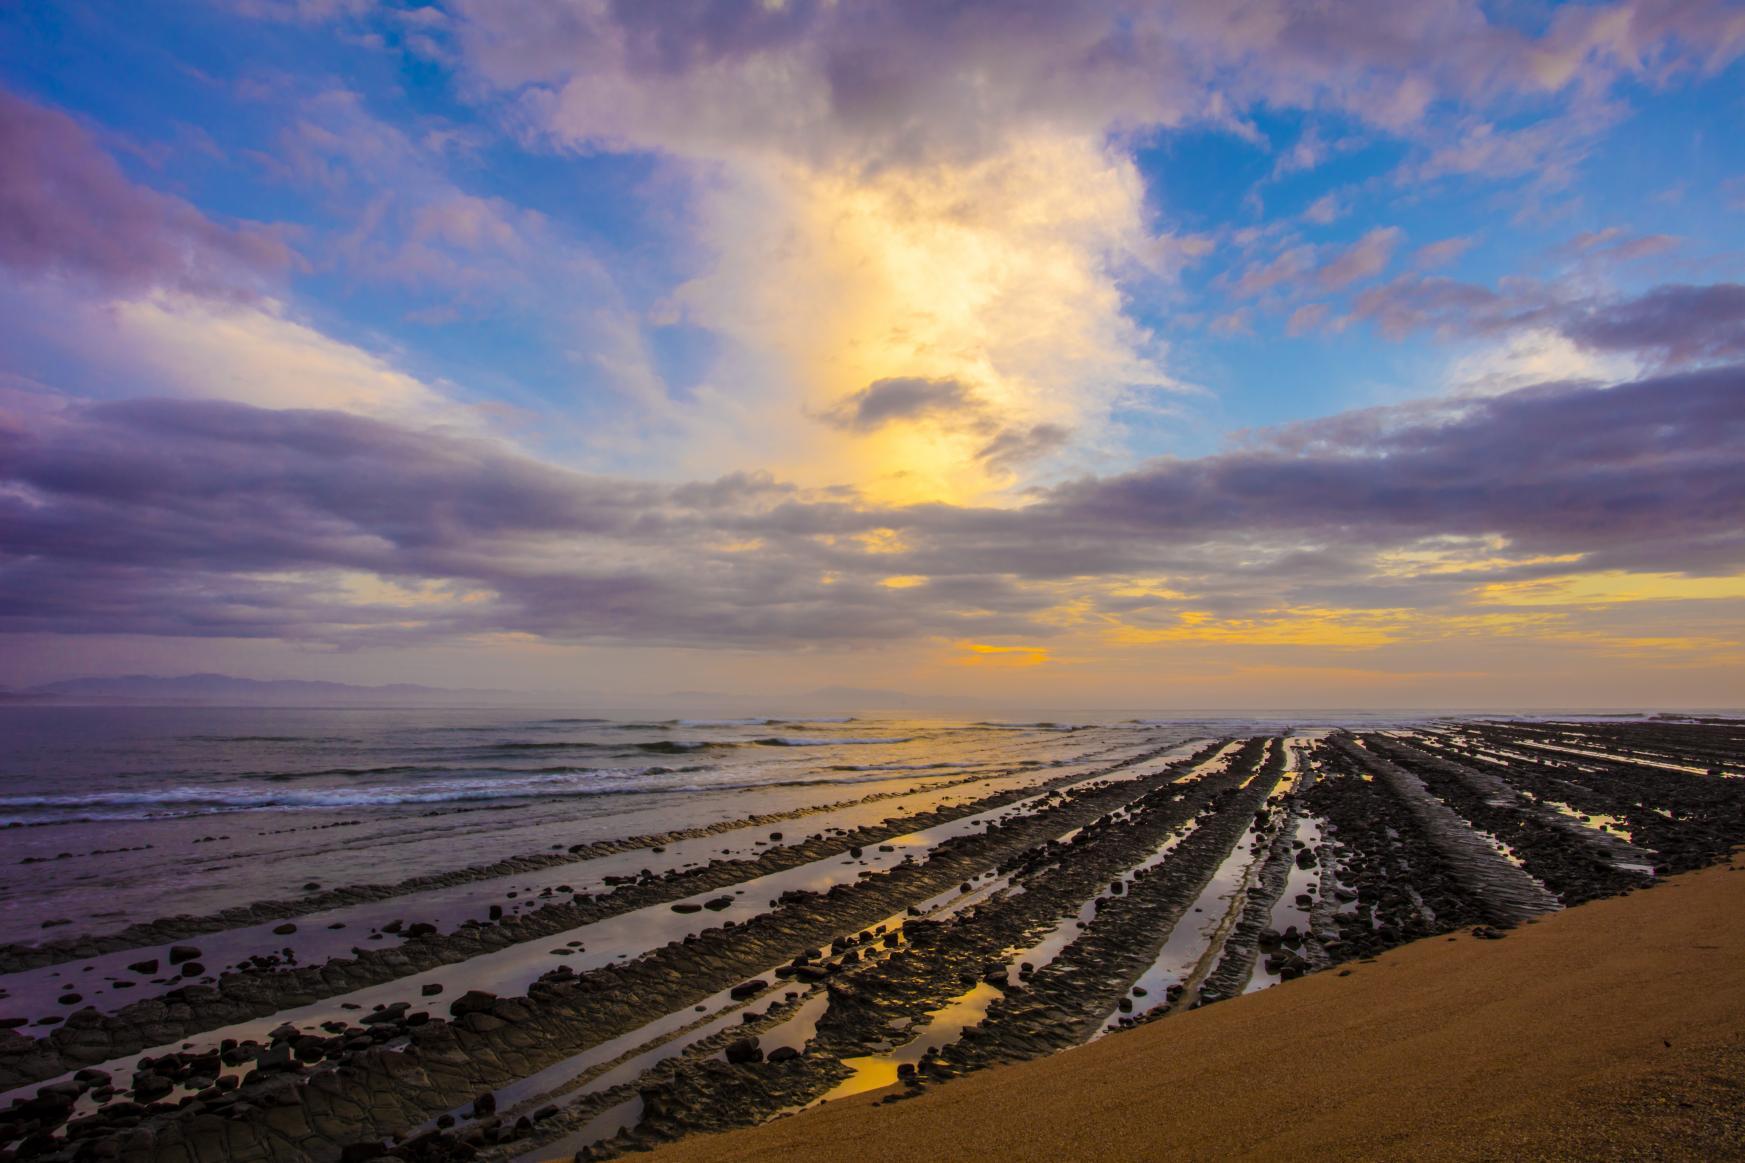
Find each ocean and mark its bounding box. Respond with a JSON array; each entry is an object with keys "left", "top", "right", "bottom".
[{"left": 0, "top": 704, "right": 1205, "bottom": 945}]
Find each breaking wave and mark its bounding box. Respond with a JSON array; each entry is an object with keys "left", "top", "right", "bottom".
[{"left": 753, "top": 736, "right": 910, "bottom": 747}]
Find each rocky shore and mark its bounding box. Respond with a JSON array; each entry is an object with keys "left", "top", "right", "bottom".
[{"left": 2, "top": 719, "right": 1742, "bottom": 1163}]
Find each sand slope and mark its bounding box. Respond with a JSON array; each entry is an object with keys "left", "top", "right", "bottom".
[{"left": 648, "top": 854, "right": 1745, "bottom": 1161}]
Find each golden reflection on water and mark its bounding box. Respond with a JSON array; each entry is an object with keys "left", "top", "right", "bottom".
[{"left": 818, "top": 981, "right": 1005, "bottom": 1101}]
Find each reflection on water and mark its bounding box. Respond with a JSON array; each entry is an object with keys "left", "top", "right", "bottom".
[{"left": 817, "top": 981, "right": 1005, "bottom": 1102}]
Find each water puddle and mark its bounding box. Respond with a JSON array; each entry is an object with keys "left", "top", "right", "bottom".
[
  {"left": 1094, "top": 802, "right": 1278, "bottom": 1031},
  {"left": 1246, "top": 813, "right": 1327, "bottom": 993},
  {"left": 515, "top": 1095, "right": 642, "bottom": 1163},
  {"left": 815, "top": 981, "right": 1004, "bottom": 1102}
]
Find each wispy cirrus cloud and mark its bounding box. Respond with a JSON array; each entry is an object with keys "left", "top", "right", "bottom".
[
  {"left": 1317, "top": 226, "right": 1404, "bottom": 291},
  {"left": 0, "top": 91, "right": 294, "bottom": 300}
]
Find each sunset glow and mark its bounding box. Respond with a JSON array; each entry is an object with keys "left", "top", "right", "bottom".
[{"left": 2, "top": 1, "right": 1743, "bottom": 709}]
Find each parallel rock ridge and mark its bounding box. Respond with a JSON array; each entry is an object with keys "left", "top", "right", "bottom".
[{"left": 1, "top": 719, "right": 1741, "bottom": 1163}]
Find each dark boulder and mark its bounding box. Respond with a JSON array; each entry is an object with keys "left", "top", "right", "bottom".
[{"left": 724, "top": 1038, "right": 763, "bottom": 1064}]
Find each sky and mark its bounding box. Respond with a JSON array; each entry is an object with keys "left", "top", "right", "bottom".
[{"left": 1, "top": 0, "right": 1743, "bottom": 710}]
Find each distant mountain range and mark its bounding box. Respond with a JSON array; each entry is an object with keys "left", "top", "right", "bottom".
[{"left": 5, "top": 673, "right": 519, "bottom": 706}]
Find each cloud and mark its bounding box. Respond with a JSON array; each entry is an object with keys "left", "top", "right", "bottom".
[
  {"left": 1209, "top": 308, "right": 1254, "bottom": 337},
  {"left": 1443, "top": 329, "right": 1637, "bottom": 398},
  {"left": 1352, "top": 273, "right": 1537, "bottom": 340},
  {"left": 1316, "top": 226, "right": 1402, "bottom": 290},
  {"left": 1559, "top": 226, "right": 1679, "bottom": 264},
  {"left": 1352, "top": 275, "right": 1745, "bottom": 370},
  {"left": 1271, "top": 125, "right": 1329, "bottom": 178},
  {"left": 822, "top": 377, "right": 978, "bottom": 432},
  {"left": 255, "top": 89, "right": 568, "bottom": 304},
  {"left": 0, "top": 89, "right": 293, "bottom": 300},
  {"left": 1286, "top": 303, "right": 1332, "bottom": 337},
  {"left": 101, "top": 296, "right": 461, "bottom": 420},
  {"left": 976, "top": 423, "right": 1073, "bottom": 472},
  {"left": 1562, "top": 284, "right": 1745, "bottom": 366},
  {"left": 820, "top": 377, "right": 1076, "bottom": 480},
  {"left": 1411, "top": 236, "right": 1476, "bottom": 270},
  {"left": 1301, "top": 193, "right": 1344, "bottom": 225},
  {"left": 451, "top": 1, "right": 1745, "bottom": 163},
  {"left": 3, "top": 366, "right": 1739, "bottom": 653},
  {"left": 422, "top": 1, "right": 1745, "bottom": 500},
  {"left": 1225, "top": 226, "right": 1401, "bottom": 308},
  {"left": 1231, "top": 246, "right": 1317, "bottom": 298}
]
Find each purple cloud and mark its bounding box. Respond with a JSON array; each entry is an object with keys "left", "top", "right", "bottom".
[
  {"left": 442, "top": 0, "right": 1745, "bottom": 168},
  {"left": 822, "top": 377, "right": 978, "bottom": 431},
  {"left": 1563, "top": 284, "right": 1745, "bottom": 367},
  {"left": 1316, "top": 226, "right": 1402, "bottom": 291},
  {"left": 0, "top": 90, "right": 294, "bottom": 299},
  {"left": 2, "top": 364, "right": 1740, "bottom": 648},
  {"left": 1046, "top": 366, "right": 1745, "bottom": 572},
  {"left": 1353, "top": 275, "right": 1745, "bottom": 370}
]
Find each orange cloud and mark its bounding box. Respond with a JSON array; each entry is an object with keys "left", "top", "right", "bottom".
[{"left": 955, "top": 641, "right": 1052, "bottom": 667}]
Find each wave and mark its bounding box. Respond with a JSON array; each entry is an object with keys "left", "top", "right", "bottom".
[
  {"left": 826, "top": 761, "right": 981, "bottom": 772},
  {"left": 0, "top": 766, "right": 683, "bottom": 818},
  {"left": 676, "top": 716, "right": 857, "bottom": 728},
  {"left": 753, "top": 736, "right": 910, "bottom": 747},
  {"left": 677, "top": 718, "right": 770, "bottom": 727},
  {"left": 484, "top": 738, "right": 736, "bottom": 753},
  {"left": 973, "top": 721, "right": 1087, "bottom": 731},
  {"left": 259, "top": 764, "right": 430, "bottom": 781},
  {"left": 180, "top": 735, "right": 323, "bottom": 743},
  {"left": 0, "top": 761, "right": 931, "bottom": 824},
  {"left": 489, "top": 740, "right": 602, "bottom": 751}
]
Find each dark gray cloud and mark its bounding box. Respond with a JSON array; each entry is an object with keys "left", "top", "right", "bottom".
[
  {"left": 822, "top": 376, "right": 977, "bottom": 432},
  {"left": 3, "top": 364, "right": 1740, "bottom": 649},
  {"left": 1563, "top": 284, "right": 1745, "bottom": 366},
  {"left": 1353, "top": 277, "right": 1745, "bottom": 371},
  {"left": 976, "top": 423, "right": 1072, "bottom": 472},
  {"left": 1045, "top": 366, "right": 1744, "bottom": 569},
  {"left": 0, "top": 90, "right": 293, "bottom": 299},
  {"left": 819, "top": 379, "right": 1070, "bottom": 474}
]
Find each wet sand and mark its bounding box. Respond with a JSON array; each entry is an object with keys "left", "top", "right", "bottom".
[{"left": 647, "top": 851, "right": 1745, "bottom": 1162}]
